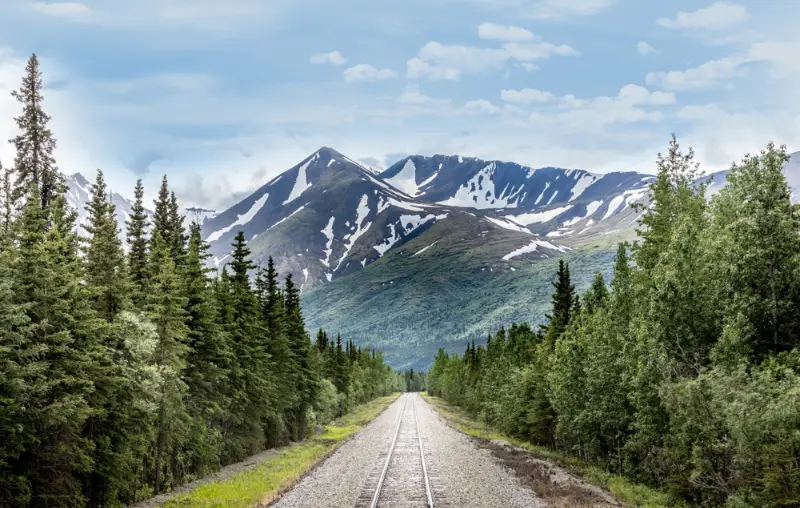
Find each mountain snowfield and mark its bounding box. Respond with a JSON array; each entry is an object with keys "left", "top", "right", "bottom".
[{"left": 64, "top": 149, "right": 800, "bottom": 368}]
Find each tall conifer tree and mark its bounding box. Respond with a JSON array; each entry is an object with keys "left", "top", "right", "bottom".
[
  {"left": 9, "top": 54, "right": 63, "bottom": 216},
  {"left": 126, "top": 179, "right": 149, "bottom": 305},
  {"left": 83, "top": 170, "right": 129, "bottom": 321}
]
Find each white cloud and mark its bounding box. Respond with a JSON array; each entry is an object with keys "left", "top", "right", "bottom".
[
  {"left": 462, "top": 99, "right": 501, "bottom": 114},
  {"left": 658, "top": 2, "right": 749, "bottom": 30},
  {"left": 31, "top": 1, "right": 91, "bottom": 18},
  {"left": 478, "top": 23, "right": 537, "bottom": 42},
  {"left": 407, "top": 39, "right": 578, "bottom": 80},
  {"left": 406, "top": 42, "right": 508, "bottom": 80},
  {"left": 617, "top": 84, "right": 676, "bottom": 106},
  {"left": 501, "top": 88, "right": 555, "bottom": 104},
  {"left": 310, "top": 51, "right": 347, "bottom": 65},
  {"left": 398, "top": 85, "right": 450, "bottom": 106},
  {"left": 520, "top": 63, "right": 539, "bottom": 72},
  {"left": 645, "top": 56, "right": 743, "bottom": 90},
  {"left": 343, "top": 64, "right": 397, "bottom": 82},
  {"left": 637, "top": 41, "right": 658, "bottom": 56}
]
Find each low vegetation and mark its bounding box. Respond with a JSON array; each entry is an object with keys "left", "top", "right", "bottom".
[
  {"left": 164, "top": 394, "right": 399, "bottom": 508},
  {"left": 427, "top": 137, "right": 800, "bottom": 507}
]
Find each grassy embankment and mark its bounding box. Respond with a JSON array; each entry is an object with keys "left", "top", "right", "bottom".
[
  {"left": 421, "top": 393, "right": 684, "bottom": 508},
  {"left": 164, "top": 393, "right": 400, "bottom": 508}
]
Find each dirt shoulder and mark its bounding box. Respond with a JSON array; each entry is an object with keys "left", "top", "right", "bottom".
[{"left": 421, "top": 393, "right": 642, "bottom": 508}]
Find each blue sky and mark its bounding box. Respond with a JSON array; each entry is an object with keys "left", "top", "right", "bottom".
[{"left": 1, "top": 0, "right": 799, "bottom": 209}]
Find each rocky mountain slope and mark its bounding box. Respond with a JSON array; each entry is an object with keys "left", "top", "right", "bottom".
[{"left": 64, "top": 150, "right": 800, "bottom": 368}]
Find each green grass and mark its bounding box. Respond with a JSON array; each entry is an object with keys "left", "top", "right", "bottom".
[
  {"left": 421, "top": 393, "right": 683, "bottom": 508},
  {"left": 164, "top": 394, "right": 401, "bottom": 508}
]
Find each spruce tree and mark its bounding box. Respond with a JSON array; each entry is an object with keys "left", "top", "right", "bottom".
[
  {"left": 545, "top": 260, "right": 576, "bottom": 343},
  {"left": 152, "top": 176, "right": 172, "bottom": 251},
  {"left": 168, "top": 191, "right": 187, "bottom": 266},
  {"left": 184, "top": 222, "right": 231, "bottom": 471},
  {"left": 225, "top": 232, "right": 274, "bottom": 456},
  {"left": 9, "top": 185, "right": 94, "bottom": 505},
  {"left": 83, "top": 170, "right": 129, "bottom": 321},
  {"left": 284, "top": 274, "right": 317, "bottom": 440},
  {"left": 126, "top": 179, "right": 149, "bottom": 306},
  {"left": 0, "top": 160, "right": 12, "bottom": 241},
  {"left": 145, "top": 232, "right": 189, "bottom": 494},
  {"left": 9, "top": 54, "right": 64, "bottom": 216}
]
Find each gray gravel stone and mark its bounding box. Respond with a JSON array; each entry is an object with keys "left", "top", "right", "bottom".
[{"left": 272, "top": 394, "right": 544, "bottom": 508}]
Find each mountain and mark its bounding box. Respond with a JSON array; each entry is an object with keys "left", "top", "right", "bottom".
[
  {"left": 200, "top": 147, "right": 570, "bottom": 292},
  {"left": 379, "top": 154, "right": 655, "bottom": 247},
  {"left": 195, "top": 149, "right": 661, "bottom": 368},
  {"left": 66, "top": 149, "right": 800, "bottom": 369}
]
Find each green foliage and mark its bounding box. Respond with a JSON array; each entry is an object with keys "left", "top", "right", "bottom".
[
  {"left": 0, "top": 57, "right": 402, "bottom": 507},
  {"left": 428, "top": 138, "right": 800, "bottom": 506}
]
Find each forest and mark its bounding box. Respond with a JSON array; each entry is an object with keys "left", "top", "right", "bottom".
[
  {"left": 428, "top": 137, "right": 800, "bottom": 506},
  {"left": 0, "top": 55, "right": 404, "bottom": 507}
]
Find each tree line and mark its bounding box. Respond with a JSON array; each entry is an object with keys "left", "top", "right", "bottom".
[
  {"left": 0, "top": 54, "right": 404, "bottom": 507},
  {"left": 428, "top": 136, "right": 800, "bottom": 507}
]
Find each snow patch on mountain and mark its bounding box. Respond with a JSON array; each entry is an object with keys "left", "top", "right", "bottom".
[
  {"left": 320, "top": 216, "right": 335, "bottom": 268},
  {"left": 384, "top": 159, "right": 421, "bottom": 196},
  {"left": 510, "top": 206, "right": 572, "bottom": 225},
  {"left": 373, "top": 213, "right": 443, "bottom": 256},
  {"left": 439, "top": 163, "right": 518, "bottom": 209},
  {"left": 413, "top": 240, "right": 439, "bottom": 257},
  {"left": 484, "top": 216, "right": 533, "bottom": 235},
  {"left": 206, "top": 192, "right": 269, "bottom": 243},
  {"left": 569, "top": 173, "right": 602, "bottom": 202},
  {"left": 335, "top": 194, "right": 372, "bottom": 271},
  {"left": 284, "top": 158, "right": 313, "bottom": 205},
  {"left": 534, "top": 182, "right": 550, "bottom": 205},
  {"left": 502, "top": 238, "right": 569, "bottom": 260}
]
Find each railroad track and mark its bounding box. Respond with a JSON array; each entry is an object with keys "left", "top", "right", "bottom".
[{"left": 356, "top": 393, "right": 438, "bottom": 508}]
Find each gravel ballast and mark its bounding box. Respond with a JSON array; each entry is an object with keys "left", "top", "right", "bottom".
[{"left": 272, "top": 393, "right": 544, "bottom": 508}]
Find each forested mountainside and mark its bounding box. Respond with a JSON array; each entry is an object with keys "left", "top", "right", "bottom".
[
  {"left": 0, "top": 54, "right": 403, "bottom": 508},
  {"left": 428, "top": 138, "right": 800, "bottom": 507}
]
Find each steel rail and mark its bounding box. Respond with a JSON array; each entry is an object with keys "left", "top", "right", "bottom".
[
  {"left": 412, "top": 393, "right": 435, "bottom": 508},
  {"left": 369, "top": 393, "right": 408, "bottom": 508}
]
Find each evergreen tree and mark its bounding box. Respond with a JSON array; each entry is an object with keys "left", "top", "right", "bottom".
[
  {"left": 126, "top": 179, "right": 149, "bottom": 306},
  {"left": 183, "top": 222, "right": 231, "bottom": 474},
  {"left": 152, "top": 176, "right": 171, "bottom": 251},
  {"left": 8, "top": 185, "right": 94, "bottom": 505},
  {"left": 145, "top": 232, "right": 189, "bottom": 494},
  {"left": 544, "top": 260, "right": 576, "bottom": 343},
  {"left": 167, "top": 192, "right": 187, "bottom": 266},
  {"left": 83, "top": 170, "right": 129, "bottom": 321},
  {"left": 9, "top": 54, "right": 64, "bottom": 216},
  {"left": 0, "top": 160, "right": 12, "bottom": 241},
  {"left": 225, "top": 232, "right": 274, "bottom": 457},
  {"left": 284, "top": 274, "right": 317, "bottom": 440}
]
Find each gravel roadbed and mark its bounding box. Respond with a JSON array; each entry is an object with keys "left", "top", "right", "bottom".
[
  {"left": 271, "top": 395, "right": 406, "bottom": 508},
  {"left": 415, "top": 394, "right": 545, "bottom": 508},
  {"left": 273, "top": 394, "right": 545, "bottom": 508}
]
